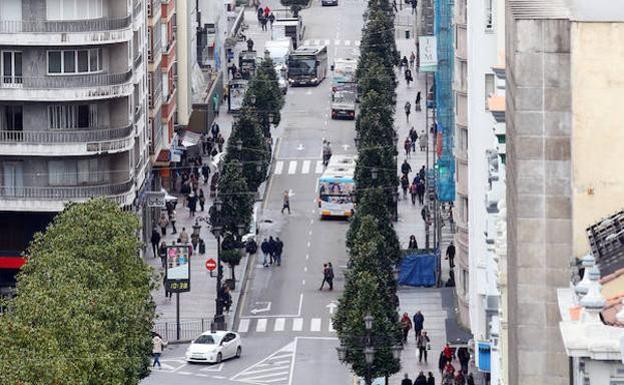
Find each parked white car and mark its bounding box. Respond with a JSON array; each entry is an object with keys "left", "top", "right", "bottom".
[{"left": 185, "top": 331, "right": 242, "bottom": 364}]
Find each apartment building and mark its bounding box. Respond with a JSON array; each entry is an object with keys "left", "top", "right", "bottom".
[
  {"left": 506, "top": 0, "right": 624, "bottom": 384},
  {"left": 0, "top": 0, "right": 149, "bottom": 284}
]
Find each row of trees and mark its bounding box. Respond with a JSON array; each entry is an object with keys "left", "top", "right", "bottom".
[
  {"left": 333, "top": 0, "right": 404, "bottom": 382},
  {"left": 0, "top": 199, "right": 156, "bottom": 384},
  {"left": 210, "top": 56, "right": 285, "bottom": 280}
]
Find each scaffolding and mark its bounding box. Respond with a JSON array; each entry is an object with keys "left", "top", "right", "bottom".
[{"left": 434, "top": 0, "right": 455, "bottom": 202}]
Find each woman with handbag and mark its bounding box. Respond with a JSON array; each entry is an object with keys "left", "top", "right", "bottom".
[{"left": 416, "top": 330, "right": 431, "bottom": 363}]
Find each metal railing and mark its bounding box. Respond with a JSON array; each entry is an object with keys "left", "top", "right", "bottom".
[
  {"left": 134, "top": 52, "right": 143, "bottom": 69},
  {"left": 0, "top": 180, "right": 134, "bottom": 200},
  {"left": 133, "top": 0, "right": 144, "bottom": 16},
  {"left": 0, "top": 16, "right": 132, "bottom": 33},
  {"left": 0, "top": 125, "right": 133, "bottom": 144},
  {"left": 153, "top": 318, "right": 213, "bottom": 342},
  {"left": 0, "top": 71, "right": 133, "bottom": 89}
]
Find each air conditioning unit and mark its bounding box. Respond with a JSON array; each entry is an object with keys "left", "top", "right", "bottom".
[{"left": 485, "top": 295, "right": 499, "bottom": 311}]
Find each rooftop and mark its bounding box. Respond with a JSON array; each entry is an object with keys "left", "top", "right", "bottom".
[{"left": 509, "top": 0, "right": 624, "bottom": 21}]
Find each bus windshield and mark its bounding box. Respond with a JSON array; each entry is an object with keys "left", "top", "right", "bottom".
[
  {"left": 319, "top": 180, "right": 354, "bottom": 196},
  {"left": 334, "top": 67, "right": 355, "bottom": 83},
  {"left": 288, "top": 56, "right": 316, "bottom": 75}
]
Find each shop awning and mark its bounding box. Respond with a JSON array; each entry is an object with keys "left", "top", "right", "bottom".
[{"left": 0, "top": 256, "right": 26, "bottom": 269}]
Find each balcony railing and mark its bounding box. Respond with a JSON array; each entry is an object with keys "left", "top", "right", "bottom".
[
  {"left": 1, "top": 71, "right": 133, "bottom": 89},
  {"left": 0, "top": 16, "right": 132, "bottom": 33},
  {"left": 133, "top": 0, "right": 143, "bottom": 16},
  {"left": 0, "top": 180, "right": 134, "bottom": 200},
  {"left": 0, "top": 125, "right": 133, "bottom": 144}
]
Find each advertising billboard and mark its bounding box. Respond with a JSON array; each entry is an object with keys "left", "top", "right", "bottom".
[
  {"left": 418, "top": 36, "right": 438, "bottom": 72},
  {"left": 165, "top": 245, "right": 191, "bottom": 293}
]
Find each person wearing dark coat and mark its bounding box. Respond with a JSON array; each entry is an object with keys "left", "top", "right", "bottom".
[
  {"left": 275, "top": 237, "right": 284, "bottom": 266},
  {"left": 414, "top": 371, "right": 427, "bottom": 385},
  {"left": 401, "top": 159, "right": 412, "bottom": 177},
  {"left": 427, "top": 372, "right": 435, "bottom": 385},
  {"left": 413, "top": 310, "right": 425, "bottom": 337},
  {"left": 438, "top": 351, "right": 447, "bottom": 374},
  {"left": 268, "top": 236, "right": 277, "bottom": 265},
  {"left": 457, "top": 347, "right": 470, "bottom": 374},
  {"left": 466, "top": 373, "right": 475, "bottom": 385},
  {"left": 401, "top": 373, "right": 413, "bottom": 385},
  {"left": 150, "top": 227, "right": 161, "bottom": 258},
  {"left": 261, "top": 238, "right": 270, "bottom": 267}
]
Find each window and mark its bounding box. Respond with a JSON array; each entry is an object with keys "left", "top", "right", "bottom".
[
  {"left": 47, "top": 49, "right": 102, "bottom": 74},
  {"left": 485, "top": 74, "right": 495, "bottom": 108},
  {"left": 485, "top": 0, "right": 493, "bottom": 30},
  {"left": 46, "top": 0, "right": 103, "bottom": 21},
  {"left": 459, "top": 127, "right": 468, "bottom": 153},
  {"left": 462, "top": 196, "right": 468, "bottom": 223},
  {"left": 0, "top": 105, "right": 23, "bottom": 131},
  {"left": 462, "top": 268, "right": 469, "bottom": 295},
  {"left": 1, "top": 51, "right": 22, "bottom": 84},
  {"left": 48, "top": 104, "right": 97, "bottom": 129},
  {"left": 48, "top": 158, "right": 108, "bottom": 186}
]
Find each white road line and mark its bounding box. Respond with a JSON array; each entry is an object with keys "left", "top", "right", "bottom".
[
  {"left": 274, "top": 318, "right": 286, "bottom": 332},
  {"left": 344, "top": 40, "right": 351, "bottom": 46},
  {"left": 293, "top": 318, "right": 304, "bottom": 331},
  {"left": 304, "top": 266, "right": 308, "bottom": 272},
  {"left": 239, "top": 366, "right": 290, "bottom": 376},
  {"left": 263, "top": 378, "right": 289, "bottom": 383},
  {"left": 298, "top": 293, "right": 303, "bottom": 315},
  {"left": 307, "top": 241, "right": 311, "bottom": 248},
  {"left": 310, "top": 318, "right": 321, "bottom": 332},
  {"left": 329, "top": 320, "right": 336, "bottom": 332},
  {"left": 324, "top": 39, "right": 330, "bottom": 45},
  {"left": 306, "top": 254, "right": 309, "bottom": 260},
  {"left": 334, "top": 39, "right": 340, "bottom": 46},
  {"left": 302, "top": 279, "right": 306, "bottom": 285},
  {"left": 301, "top": 160, "right": 311, "bottom": 174},
  {"left": 308, "top": 230, "right": 312, "bottom": 236},
  {"left": 238, "top": 319, "right": 250, "bottom": 333},
  {"left": 243, "top": 371, "right": 290, "bottom": 380},
  {"left": 256, "top": 318, "right": 267, "bottom": 332},
  {"left": 288, "top": 160, "right": 297, "bottom": 174},
  {"left": 355, "top": 40, "right": 361, "bottom": 47},
  {"left": 274, "top": 161, "right": 284, "bottom": 175},
  {"left": 303, "top": 39, "right": 310, "bottom": 45},
  {"left": 315, "top": 161, "right": 324, "bottom": 174}
]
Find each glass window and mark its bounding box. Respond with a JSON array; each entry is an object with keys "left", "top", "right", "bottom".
[
  {"left": 77, "top": 50, "right": 89, "bottom": 73},
  {"left": 46, "top": 0, "right": 62, "bottom": 20},
  {"left": 485, "top": 0, "right": 493, "bottom": 30},
  {"left": 89, "top": 49, "right": 98, "bottom": 71},
  {"left": 62, "top": 0, "right": 74, "bottom": 19},
  {"left": 48, "top": 160, "right": 77, "bottom": 186},
  {"left": 194, "top": 335, "right": 216, "bottom": 344},
  {"left": 485, "top": 74, "right": 495, "bottom": 109},
  {"left": 77, "top": 159, "right": 90, "bottom": 184},
  {"left": 48, "top": 51, "right": 61, "bottom": 73},
  {"left": 63, "top": 51, "right": 75, "bottom": 73}
]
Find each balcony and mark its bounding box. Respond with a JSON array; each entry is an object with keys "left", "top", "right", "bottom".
[
  {"left": 134, "top": 0, "right": 144, "bottom": 19},
  {"left": 161, "top": 91, "right": 176, "bottom": 122},
  {"left": 162, "top": 0, "right": 175, "bottom": 21},
  {"left": 161, "top": 38, "right": 176, "bottom": 70},
  {"left": 148, "top": 0, "right": 162, "bottom": 20},
  {"left": 0, "top": 181, "right": 135, "bottom": 212},
  {"left": 0, "top": 16, "right": 133, "bottom": 46},
  {"left": 0, "top": 71, "right": 134, "bottom": 101},
  {"left": 0, "top": 125, "right": 134, "bottom": 156}
]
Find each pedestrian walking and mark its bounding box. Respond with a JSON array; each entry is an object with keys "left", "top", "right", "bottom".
[
  {"left": 152, "top": 333, "right": 168, "bottom": 368},
  {"left": 401, "top": 159, "right": 412, "bottom": 177},
  {"left": 419, "top": 130, "right": 428, "bottom": 151},
  {"left": 409, "top": 52, "right": 416, "bottom": 68},
  {"left": 417, "top": 331, "right": 431, "bottom": 363},
  {"left": 198, "top": 189, "right": 206, "bottom": 211},
  {"left": 401, "top": 174, "right": 409, "bottom": 199},
  {"left": 400, "top": 56, "right": 408, "bottom": 70},
  {"left": 281, "top": 190, "right": 291, "bottom": 214},
  {"left": 413, "top": 310, "right": 424, "bottom": 337},
  {"left": 466, "top": 373, "right": 475, "bottom": 385},
  {"left": 158, "top": 241, "right": 167, "bottom": 268},
  {"left": 268, "top": 236, "right": 277, "bottom": 265},
  {"left": 188, "top": 191, "right": 197, "bottom": 217},
  {"left": 402, "top": 373, "right": 413, "bottom": 385},
  {"left": 211, "top": 121, "right": 220, "bottom": 140},
  {"left": 269, "top": 12, "right": 275, "bottom": 27},
  {"left": 246, "top": 37, "right": 255, "bottom": 51},
  {"left": 319, "top": 263, "right": 330, "bottom": 290},
  {"left": 257, "top": 6, "right": 264, "bottom": 20},
  {"left": 263, "top": 6, "right": 270, "bottom": 18},
  {"left": 438, "top": 351, "right": 447, "bottom": 374},
  {"left": 443, "top": 343, "right": 454, "bottom": 362},
  {"left": 408, "top": 235, "right": 418, "bottom": 249},
  {"left": 392, "top": 0, "right": 398, "bottom": 11},
  {"left": 201, "top": 163, "right": 211, "bottom": 184},
  {"left": 415, "top": 91, "right": 422, "bottom": 111},
  {"left": 454, "top": 371, "right": 465, "bottom": 385},
  {"left": 427, "top": 372, "right": 435, "bottom": 385},
  {"left": 410, "top": 182, "right": 418, "bottom": 205},
  {"left": 415, "top": 371, "right": 427, "bottom": 385},
  {"left": 216, "top": 133, "right": 225, "bottom": 152},
  {"left": 158, "top": 211, "right": 169, "bottom": 236},
  {"left": 179, "top": 227, "right": 189, "bottom": 244},
  {"left": 405, "top": 68, "right": 413, "bottom": 87},
  {"left": 404, "top": 137, "right": 412, "bottom": 157},
  {"left": 400, "top": 312, "right": 413, "bottom": 342},
  {"left": 275, "top": 237, "right": 284, "bottom": 266},
  {"left": 326, "top": 262, "right": 334, "bottom": 290},
  {"left": 409, "top": 127, "right": 418, "bottom": 152},
  {"left": 421, "top": 205, "right": 429, "bottom": 224},
  {"left": 405, "top": 101, "right": 411, "bottom": 122},
  {"left": 411, "top": 0, "right": 417, "bottom": 14},
  {"left": 457, "top": 347, "right": 470, "bottom": 374},
  {"left": 261, "top": 238, "right": 270, "bottom": 267},
  {"left": 151, "top": 227, "right": 161, "bottom": 257},
  {"left": 446, "top": 242, "right": 456, "bottom": 269},
  {"left": 417, "top": 180, "right": 425, "bottom": 205},
  {"left": 419, "top": 165, "right": 426, "bottom": 181},
  {"left": 169, "top": 209, "right": 177, "bottom": 234},
  {"left": 443, "top": 361, "right": 456, "bottom": 377}
]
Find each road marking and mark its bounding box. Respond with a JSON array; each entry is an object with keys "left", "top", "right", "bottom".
[
  {"left": 310, "top": 318, "right": 321, "bottom": 332},
  {"left": 256, "top": 318, "right": 267, "bottom": 332},
  {"left": 239, "top": 366, "right": 290, "bottom": 376},
  {"left": 344, "top": 40, "right": 351, "bottom": 46},
  {"left": 298, "top": 293, "right": 303, "bottom": 315},
  {"left": 310, "top": 219, "right": 314, "bottom": 225},
  {"left": 306, "top": 254, "right": 309, "bottom": 260},
  {"left": 288, "top": 160, "right": 297, "bottom": 174},
  {"left": 303, "top": 39, "right": 310, "bottom": 45},
  {"left": 238, "top": 318, "right": 250, "bottom": 333},
  {"left": 231, "top": 341, "right": 296, "bottom": 384},
  {"left": 301, "top": 160, "right": 311, "bottom": 174},
  {"left": 304, "top": 266, "right": 307, "bottom": 272},
  {"left": 334, "top": 39, "right": 340, "bottom": 46},
  {"left": 274, "top": 318, "right": 286, "bottom": 332},
  {"left": 274, "top": 161, "right": 284, "bottom": 175},
  {"left": 200, "top": 363, "right": 224, "bottom": 372},
  {"left": 302, "top": 279, "right": 306, "bottom": 285},
  {"left": 329, "top": 320, "right": 336, "bottom": 332},
  {"left": 315, "top": 161, "right": 324, "bottom": 174},
  {"left": 325, "top": 39, "right": 330, "bottom": 45},
  {"left": 307, "top": 241, "right": 311, "bottom": 248},
  {"left": 355, "top": 40, "right": 361, "bottom": 47},
  {"left": 293, "top": 318, "right": 304, "bottom": 331},
  {"left": 308, "top": 230, "right": 312, "bottom": 236},
  {"left": 313, "top": 39, "right": 320, "bottom": 45}
]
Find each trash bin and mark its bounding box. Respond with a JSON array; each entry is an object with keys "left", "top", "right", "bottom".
[{"left": 405, "top": 29, "right": 410, "bottom": 39}]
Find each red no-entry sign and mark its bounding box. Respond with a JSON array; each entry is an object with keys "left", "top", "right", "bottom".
[{"left": 205, "top": 258, "right": 217, "bottom": 271}]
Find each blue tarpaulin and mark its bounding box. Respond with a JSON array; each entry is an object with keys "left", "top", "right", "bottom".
[{"left": 398, "top": 253, "right": 437, "bottom": 287}]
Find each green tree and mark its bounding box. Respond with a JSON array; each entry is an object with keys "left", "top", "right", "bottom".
[
  {"left": 210, "top": 160, "right": 253, "bottom": 236},
  {"left": 333, "top": 271, "right": 401, "bottom": 383},
  {"left": 0, "top": 198, "right": 155, "bottom": 385},
  {"left": 219, "top": 233, "right": 244, "bottom": 283},
  {"left": 246, "top": 57, "right": 284, "bottom": 137}
]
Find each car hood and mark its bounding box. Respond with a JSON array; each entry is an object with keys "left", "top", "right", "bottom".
[
  {"left": 187, "top": 344, "right": 220, "bottom": 354},
  {"left": 332, "top": 102, "right": 355, "bottom": 109}
]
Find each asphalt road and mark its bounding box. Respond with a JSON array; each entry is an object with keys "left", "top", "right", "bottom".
[{"left": 142, "top": 1, "right": 365, "bottom": 384}]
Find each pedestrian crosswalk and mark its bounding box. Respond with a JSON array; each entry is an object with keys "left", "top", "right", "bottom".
[
  {"left": 238, "top": 317, "right": 336, "bottom": 334},
  {"left": 302, "top": 39, "right": 361, "bottom": 48},
  {"left": 273, "top": 159, "right": 325, "bottom": 176},
  {"left": 231, "top": 341, "right": 295, "bottom": 385}
]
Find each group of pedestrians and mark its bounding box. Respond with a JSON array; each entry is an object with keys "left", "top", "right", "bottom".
[
  {"left": 256, "top": 5, "right": 275, "bottom": 31},
  {"left": 401, "top": 371, "right": 435, "bottom": 385},
  {"left": 437, "top": 343, "right": 475, "bottom": 385},
  {"left": 260, "top": 237, "right": 284, "bottom": 267},
  {"left": 319, "top": 263, "right": 335, "bottom": 290},
  {"left": 400, "top": 159, "right": 426, "bottom": 205}
]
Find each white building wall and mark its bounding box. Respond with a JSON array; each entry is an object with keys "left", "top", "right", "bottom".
[
  {"left": 466, "top": 0, "right": 499, "bottom": 341},
  {"left": 175, "top": 0, "right": 195, "bottom": 125}
]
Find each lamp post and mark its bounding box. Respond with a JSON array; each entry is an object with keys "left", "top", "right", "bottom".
[
  {"left": 211, "top": 198, "right": 225, "bottom": 330},
  {"left": 336, "top": 314, "right": 403, "bottom": 385}
]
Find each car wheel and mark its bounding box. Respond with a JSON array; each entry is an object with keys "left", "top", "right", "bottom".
[
  {"left": 236, "top": 346, "right": 242, "bottom": 358},
  {"left": 216, "top": 353, "right": 222, "bottom": 364}
]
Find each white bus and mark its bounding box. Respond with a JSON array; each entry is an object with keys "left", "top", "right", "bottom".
[{"left": 318, "top": 155, "right": 356, "bottom": 218}]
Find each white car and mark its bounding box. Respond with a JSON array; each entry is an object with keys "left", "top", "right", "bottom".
[{"left": 185, "top": 331, "right": 242, "bottom": 363}]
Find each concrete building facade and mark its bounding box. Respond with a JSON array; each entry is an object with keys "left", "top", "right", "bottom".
[{"left": 0, "top": 0, "right": 149, "bottom": 271}]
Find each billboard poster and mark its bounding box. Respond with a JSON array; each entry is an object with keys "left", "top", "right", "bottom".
[
  {"left": 165, "top": 245, "right": 191, "bottom": 293},
  {"left": 418, "top": 36, "right": 438, "bottom": 72}
]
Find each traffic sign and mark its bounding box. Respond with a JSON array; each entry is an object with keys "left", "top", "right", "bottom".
[{"left": 205, "top": 258, "right": 217, "bottom": 271}]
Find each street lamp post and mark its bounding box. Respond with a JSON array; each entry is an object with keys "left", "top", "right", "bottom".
[{"left": 211, "top": 199, "right": 225, "bottom": 330}]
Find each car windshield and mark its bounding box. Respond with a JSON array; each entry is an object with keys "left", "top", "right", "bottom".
[
  {"left": 194, "top": 335, "right": 217, "bottom": 344},
  {"left": 334, "top": 92, "right": 356, "bottom": 104},
  {"left": 289, "top": 57, "right": 316, "bottom": 75}
]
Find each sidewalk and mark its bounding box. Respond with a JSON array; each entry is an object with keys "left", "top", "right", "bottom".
[
  {"left": 147, "top": 10, "right": 275, "bottom": 341},
  {"left": 389, "top": 12, "right": 475, "bottom": 385}
]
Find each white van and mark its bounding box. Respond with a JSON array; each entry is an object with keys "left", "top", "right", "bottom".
[{"left": 264, "top": 38, "right": 293, "bottom": 66}]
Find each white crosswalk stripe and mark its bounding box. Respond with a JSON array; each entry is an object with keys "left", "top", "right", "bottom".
[
  {"left": 310, "top": 318, "right": 321, "bottom": 332},
  {"left": 355, "top": 40, "right": 361, "bottom": 47},
  {"left": 256, "top": 318, "right": 267, "bottom": 332},
  {"left": 315, "top": 160, "right": 324, "bottom": 174},
  {"left": 238, "top": 318, "right": 250, "bottom": 333},
  {"left": 288, "top": 160, "right": 297, "bottom": 174},
  {"left": 292, "top": 318, "right": 303, "bottom": 331},
  {"left": 274, "top": 318, "right": 286, "bottom": 332},
  {"left": 303, "top": 39, "right": 310, "bottom": 45},
  {"left": 301, "top": 160, "right": 311, "bottom": 174},
  {"left": 334, "top": 39, "right": 340, "bottom": 46},
  {"left": 324, "top": 39, "right": 330, "bottom": 45},
  {"left": 344, "top": 40, "right": 351, "bottom": 46},
  {"left": 300, "top": 38, "right": 361, "bottom": 48},
  {"left": 231, "top": 342, "right": 294, "bottom": 385},
  {"left": 274, "top": 161, "right": 284, "bottom": 175}
]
